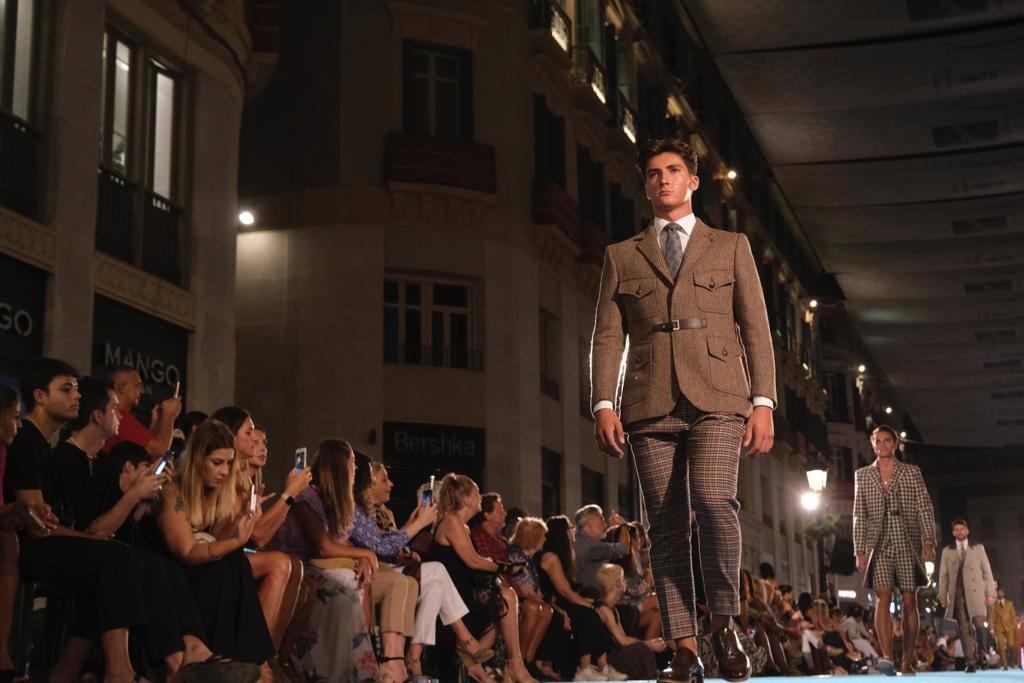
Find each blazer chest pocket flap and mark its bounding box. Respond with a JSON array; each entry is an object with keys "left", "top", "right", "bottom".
[
  {"left": 693, "top": 270, "right": 734, "bottom": 313},
  {"left": 707, "top": 336, "right": 748, "bottom": 397},
  {"left": 621, "top": 342, "right": 652, "bottom": 406},
  {"left": 618, "top": 277, "right": 657, "bottom": 320}
]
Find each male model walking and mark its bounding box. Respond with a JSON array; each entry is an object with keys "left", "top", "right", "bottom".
[
  {"left": 591, "top": 138, "right": 776, "bottom": 683},
  {"left": 991, "top": 588, "right": 1017, "bottom": 670},
  {"left": 937, "top": 518, "right": 996, "bottom": 673},
  {"left": 853, "top": 425, "right": 935, "bottom": 676}
]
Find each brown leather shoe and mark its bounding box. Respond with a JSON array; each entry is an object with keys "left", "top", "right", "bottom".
[
  {"left": 658, "top": 647, "right": 704, "bottom": 683},
  {"left": 710, "top": 626, "right": 751, "bottom": 682}
]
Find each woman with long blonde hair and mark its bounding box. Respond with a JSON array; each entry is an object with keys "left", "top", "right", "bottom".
[
  {"left": 158, "top": 419, "right": 275, "bottom": 667},
  {"left": 430, "top": 473, "right": 537, "bottom": 683}
]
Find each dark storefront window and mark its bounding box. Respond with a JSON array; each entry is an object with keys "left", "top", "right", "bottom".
[
  {"left": 0, "top": 252, "right": 46, "bottom": 382},
  {"left": 0, "top": 0, "right": 42, "bottom": 218},
  {"left": 541, "top": 447, "right": 562, "bottom": 520},
  {"left": 383, "top": 276, "right": 479, "bottom": 371},
  {"left": 580, "top": 464, "right": 605, "bottom": 508}
]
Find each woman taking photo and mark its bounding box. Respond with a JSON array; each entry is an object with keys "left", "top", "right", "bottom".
[
  {"left": 271, "top": 438, "right": 381, "bottom": 682},
  {"left": 431, "top": 474, "right": 537, "bottom": 683},
  {"left": 210, "top": 407, "right": 305, "bottom": 649},
  {"left": 158, "top": 419, "right": 275, "bottom": 669},
  {"left": 350, "top": 455, "right": 494, "bottom": 680}
]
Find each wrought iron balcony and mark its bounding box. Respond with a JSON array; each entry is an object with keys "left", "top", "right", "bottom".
[
  {"left": 571, "top": 45, "right": 608, "bottom": 113},
  {"left": 143, "top": 192, "right": 183, "bottom": 285},
  {"left": 528, "top": 0, "right": 572, "bottom": 60},
  {"left": 386, "top": 132, "right": 497, "bottom": 195},
  {"left": 96, "top": 167, "right": 137, "bottom": 264},
  {"left": 532, "top": 180, "right": 580, "bottom": 244}
]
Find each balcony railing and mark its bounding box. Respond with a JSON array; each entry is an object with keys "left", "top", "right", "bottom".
[
  {"left": 528, "top": 0, "right": 571, "bottom": 55},
  {"left": 0, "top": 110, "right": 40, "bottom": 218},
  {"left": 578, "top": 221, "right": 609, "bottom": 264},
  {"left": 386, "top": 132, "right": 497, "bottom": 194},
  {"left": 143, "top": 193, "right": 183, "bottom": 286},
  {"left": 571, "top": 45, "right": 608, "bottom": 109},
  {"left": 617, "top": 96, "right": 638, "bottom": 144},
  {"left": 532, "top": 180, "right": 580, "bottom": 244},
  {"left": 540, "top": 373, "right": 560, "bottom": 400},
  {"left": 96, "top": 167, "right": 137, "bottom": 263},
  {"left": 387, "top": 343, "right": 483, "bottom": 372}
]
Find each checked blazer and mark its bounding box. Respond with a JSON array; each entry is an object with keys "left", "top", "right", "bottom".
[
  {"left": 590, "top": 219, "right": 776, "bottom": 426},
  {"left": 853, "top": 460, "right": 936, "bottom": 585}
]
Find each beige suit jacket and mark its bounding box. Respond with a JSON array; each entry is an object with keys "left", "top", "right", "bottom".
[
  {"left": 590, "top": 219, "right": 776, "bottom": 425},
  {"left": 937, "top": 542, "right": 995, "bottom": 620}
]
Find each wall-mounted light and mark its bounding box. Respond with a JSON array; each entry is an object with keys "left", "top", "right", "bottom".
[
  {"left": 809, "top": 299, "right": 819, "bottom": 309},
  {"left": 726, "top": 169, "right": 737, "bottom": 180},
  {"left": 238, "top": 210, "right": 255, "bottom": 226},
  {"left": 857, "top": 364, "right": 867, "bottom": 374},
  {"left": 885, "top": 406, "right": 893, "bottom": 415},
  {"left": 900, "top": 431, "right": 907, "bottom": 439}
]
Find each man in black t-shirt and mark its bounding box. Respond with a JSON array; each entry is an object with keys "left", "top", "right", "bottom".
[{"left": 7, "top": 358, "right": 149, "bottom": 683}]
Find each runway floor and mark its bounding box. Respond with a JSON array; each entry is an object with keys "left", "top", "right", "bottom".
[{"left": 613, "top": 673, "right": 1024, "bottom": 682}]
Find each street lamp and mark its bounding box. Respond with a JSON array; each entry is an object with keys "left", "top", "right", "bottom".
[
  {"left": 806, "top": 467, "right": 828, "bottom": 494},
  {"left": 805, "top": 464, "right": 829, "bottom": 595}
]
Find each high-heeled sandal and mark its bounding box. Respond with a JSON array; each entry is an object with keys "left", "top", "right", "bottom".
[
  {"left": 405, "top": 656, "right": 422, "bottom": 679},
  {"left": 377, "top": 656, "right": 411, "bottom": 683},
  {"left": 456, "top": 639, "right": 495, "bottom": 667},
  {"left": 501, "top": 657, "right": 538, "bottom": 683}
]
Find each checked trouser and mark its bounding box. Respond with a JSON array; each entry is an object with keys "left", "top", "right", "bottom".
[{"left": 626, "top": 395, "right": 746, "bottom": 639}]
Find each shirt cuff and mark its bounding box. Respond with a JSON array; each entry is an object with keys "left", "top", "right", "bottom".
[
  {"left": 752, "top": 395, "right": 775, "bottom": 409},
  {"left": 592, "top": 400, "right": 615, "bottom": 415}
]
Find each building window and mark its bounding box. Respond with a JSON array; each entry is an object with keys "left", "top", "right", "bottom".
[
  {"left": 618, "top": 480, "right": 634, "bottom": 520},
  {"left": 981, "top": 515, "right": 995, "bottom": 538},
  {"left": 577, "top": 145, "right": 605, "bottom": 228},
  {"left": 533, "top": 95, "right": 566, "bottom": 189},
  {"left": 580, "top": 465, "right": 605, "bottom": 508},
  {"left": 383, "top": 276, "right": 480, "bottom": 371},
  {"left": 403, "top": 41, "right": 473, "bottom": 140},
  {"left": 542, "top": 447, "right": 561, "bottom": 519},
  {"left": 761, "top": 474, "right": 773, "bottom": 528},
  {"left": 539, "top": 307, "right": 560, "bottom": 400},
  {"left": 0, "top": 0, "right": 38, "bottom": 121},
  {"left": 825, "top": 371, "right": 850, "bottom": 423},
  {"left": 97, "top": 27, "right": 185, "bottom": 285},
  {"left": 579, "top": 336, "right": 592, "bottom": 419},
  {"left": 609, "top": 183, "right": 636, "bottom": 242}
]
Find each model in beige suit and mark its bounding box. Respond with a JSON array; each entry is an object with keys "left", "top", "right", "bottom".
[{"left": 591, "top": 138, "right": 776, "bottom": 683}]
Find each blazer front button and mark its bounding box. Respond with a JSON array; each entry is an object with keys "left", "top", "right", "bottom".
[
  {"left": 708, "top": 281, "right": 716, "bottom": 289},
  {"left": 635, "top": 286, "right": 643, "bottom": 295},
  {"left": 722, "top": 348, "right": 729, "bottom": 357}
]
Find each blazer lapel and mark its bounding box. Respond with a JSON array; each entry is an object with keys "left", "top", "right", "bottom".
[
  {"left": 675, "top": 219, "right": 713, "bottom": 289},
  {"left": 635, "top": 223, "right": 674, "bottom": 286}
]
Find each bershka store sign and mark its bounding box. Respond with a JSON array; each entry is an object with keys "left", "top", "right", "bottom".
[
  {"left": 91, "top": 296, "right": 189, "bottom": 407},
  {"left": 0, "top": 252, "right": 46, "bottom": 379},
  {"left": 382, "top": 422, "right": 485, "bottom": 515}
]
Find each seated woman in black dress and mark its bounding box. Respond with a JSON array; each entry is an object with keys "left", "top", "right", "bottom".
[
  {"left": 158, "top": 420, "right": 275, "bottom": 672},
  {"left": 431, "top": 473, "right": 537, "bottom": 683},
  {"left": 538, "top": 515, "right": 624, "bottom": 681}
]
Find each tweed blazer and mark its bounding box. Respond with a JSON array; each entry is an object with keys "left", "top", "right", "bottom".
[
  {"left": 937, "top": 541, "right": 995, "bottom": 620},
  {"left": 590, "top": 219, "right": 776, "bottom": 426},
  {"left": 852, "top": 459, "right": 936, "bottom": 584}
]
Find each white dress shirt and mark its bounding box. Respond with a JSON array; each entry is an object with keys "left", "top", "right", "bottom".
[
  {"left": 592, "top": 213, "right": 774, "bottom": 415},
  {"left": 957, "top": 540, "right": 969, "bottom": 551}
]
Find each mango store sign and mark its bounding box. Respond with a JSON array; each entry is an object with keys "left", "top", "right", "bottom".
[{"left": 102, "top": 342, "right": 182, "bottom": 388}]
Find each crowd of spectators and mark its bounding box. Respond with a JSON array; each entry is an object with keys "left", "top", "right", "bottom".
[{"left": 1, "top": 357, "right": 1023, "bottom": 682}]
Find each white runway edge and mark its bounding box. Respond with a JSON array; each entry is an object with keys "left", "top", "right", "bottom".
[{"left": 607, "top": 672, "right": 1024, "bottom": 683}]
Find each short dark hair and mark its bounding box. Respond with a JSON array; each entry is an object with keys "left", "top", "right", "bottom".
[
  {"left": 108, "top": 440, "right": 149, "bottom": 470},
  {"left": 758, "top": 562, "right": 776, "bottom": 580},
  {"left": 210, "top": 406, "right": 252, "bottom": 436},
  {"left": 951, "top": 518, "right": 968, "bottom": 529},
  {"left": 481, "top": 492, "right": 502, "bottom": 515},
  {"left": 20, "top": 357, "right": 79, "bottom": 411},
  {"left": 637, "top": 138, "right": 699, "bottom": 177},
  {"left": 871, "top": 425, "right": 900, "bottom": 443},
  {"left": 65, "top": 376, "right": 115, "bottom": 433},
  {"left": 779, "top": 584, "right": 793, "bottom": 595},
  {"left": 108, "top": 364, "right": 138, "bottom": 379}
]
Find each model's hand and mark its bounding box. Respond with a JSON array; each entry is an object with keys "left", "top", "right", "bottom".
[
  {"left": 856, "top": 552, "right": 868, "bottom": 573},
  {"left": 743, "top": 406, "right": 774, "bottom": 457},
  {"left": 595, "top": 408, "right": 626, "bottom": 458},
  {"left": 922, "top": 542, "right": 935, "bottom": 562}
]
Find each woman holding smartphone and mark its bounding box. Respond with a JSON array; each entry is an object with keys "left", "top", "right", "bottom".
[
  {"left": 350, "top": 454, "right": 495, "bottom": 680},
  {"left": 158, "top": 419, "right": 275, "bottom": 669},
  {"left": 210, "top": 408, "right": 307, "bottom": 651}
]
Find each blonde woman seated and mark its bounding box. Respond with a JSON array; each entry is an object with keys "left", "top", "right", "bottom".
[
  {"left": 273, "top": 439, "right": 416, "bottom": 683},
  {"left": 429, "top": 474, "right": 538, "bottom": 683},
  {"left": 505, "top": 517, "right": 557, "bottom": 679},
  {"left": 350, "top": 454, "right": 495, "bottom": 680},
  {"left": 158, "top": 420, "right": 275, "bottom": 669},
  {"left": 594, "top": 564, "right": 666, "bottom": 680}
]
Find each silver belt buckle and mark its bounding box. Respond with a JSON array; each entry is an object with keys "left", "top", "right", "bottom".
[{"left": 671, "top": 320, "right": 681, "bottom": 331}]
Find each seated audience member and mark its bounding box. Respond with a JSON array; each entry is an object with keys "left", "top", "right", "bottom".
[
  {"left": 271, "top": 438, "right": 379, "bottom": 682},
  {"left": 171, "top": 411, "right": 208, "bottom": 458},
  {"left": 210, "top": 407, "right": 301, "bottom": 649},
  {"left": 737, "top": 569, "right": 787, "bottom": 676},
  {"left": 350, "top": 455, "right": 494, "bottom": 680},
  {"left": 605, "top": 522, "right": 658, "bottom": 639},
  {"left": 105, "top": 366, "right": 180, "bottom": 459},
  {"left": 430, "top": 473, "right": 537, "bottom": 683},
  {"left": 538, "top": 515, "right": 621, "bottom": 681},
  {"left": 5, "top": 358, "right": 149, "bottom": 683},
  {"left": 573, "top": 505, "right": 627, "bottom": 597},
  {"left": 840, "top": 604, "right": 878, "bottom": 660},
  {"left": 916, "top": 625, "right": 936, "bottom": 671},
  {"left": 0, "top": 383, "right": 24, "bottom": 681},
  {"left": 158, "top": 419, "right": 275, "bottom": 670},
  {"left": 809, "top": 599, "right": 863, "bottom": 674},
  {"left": 594, "top": 563, "right": 665, "bottom": 680},
  {"left": 505, "top": 517, "right": 555, "bottom": 678},
  {"left": 502, "top": 506, "right": 526, "bottom": 542},
  {"left": 470, "top": 492, "right": 509, "bottom": 562}
]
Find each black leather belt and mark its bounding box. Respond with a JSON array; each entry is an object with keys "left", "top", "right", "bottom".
[{"left": 653, "top": 318, "right": 707, "bottom": 332}]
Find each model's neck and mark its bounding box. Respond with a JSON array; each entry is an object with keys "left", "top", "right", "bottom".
[
  {"left": 26, "top": 411, "right": 61, "bottom": 440},
  {"left": 69, "top": 427, "right": 105, "bottom": 458},
  {"left": 653, "top": 204, "right": 693, "bottom": 223}
]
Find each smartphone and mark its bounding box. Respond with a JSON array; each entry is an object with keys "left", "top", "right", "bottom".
[
  {"left": 27, "top": 508, "right": 48, "bottom": 531},
  {"left": 421, "top": 475, "right": 435, "bottom": 506},
  {"left": 154, "top": 451, "right": 173, "bottom": 476},
  {"left": 249, "top": 483, "right": 258, "bottom": 513},
  {"left": 173, "top": 380, "right": 180, "bottom": 398},
  {"left": 294, "top": 447, "right": 307, "bottom": 471}
]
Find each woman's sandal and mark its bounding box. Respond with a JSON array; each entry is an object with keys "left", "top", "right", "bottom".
[
  {"left": 405, "top": 656, "right": 422, "bottom": 679},
  {"left": 377, "top": 656, "right": 411, "bottom": 683},
  {"left": 456, "top": 638, "right": 495, "bottom": 667}
]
